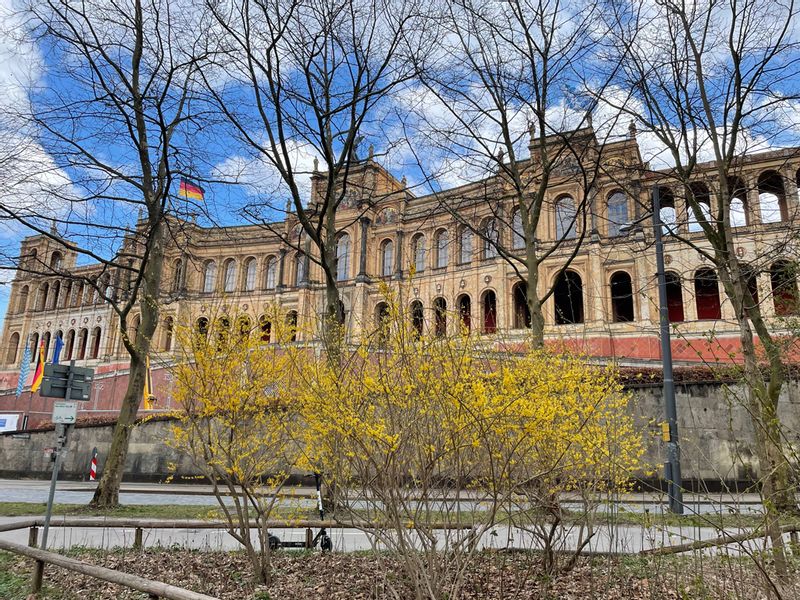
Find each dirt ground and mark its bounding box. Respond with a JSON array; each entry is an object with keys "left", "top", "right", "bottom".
[{"left": 5, "top": 547, "right": 799, "bottom": 599}]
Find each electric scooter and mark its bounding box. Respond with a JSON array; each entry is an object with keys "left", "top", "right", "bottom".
[{"left": 267, "top": 472, "right": 332, "bottom": 552}]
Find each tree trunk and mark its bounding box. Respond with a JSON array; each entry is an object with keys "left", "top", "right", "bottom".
[
  {"left": 718, "top": 258, "right": 794, "bottom": 584},
  {"left": 89, "top": 356, "right": 147, "bottom": 507},
  {"left": 90, "top": 220, "right": 166, "bottom": 508},
  {"left": 526, "top": 253, "right": 545, "bottom": 348},
  {"left": 719, "top": 263, "right": 797, "bottom": 515}
]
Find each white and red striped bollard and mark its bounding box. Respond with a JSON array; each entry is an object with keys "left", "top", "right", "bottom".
[{"left": 89, "top": 447, "right": 98, "bottom": 481}]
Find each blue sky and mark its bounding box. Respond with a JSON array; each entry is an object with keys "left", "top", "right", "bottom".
[{"left": 2, "top": 0, "right": 800, "bottom": 336}]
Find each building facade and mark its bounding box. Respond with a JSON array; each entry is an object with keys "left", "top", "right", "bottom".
[{"left": 2, "top": 128, "right": 800, "bottom": 426}]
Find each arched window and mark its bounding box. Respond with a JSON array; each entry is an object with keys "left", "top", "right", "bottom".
[
  {"left": 512, "top": 211, "right": 525, "bottom": 249},
  {"left": 482, "top": 219, "right": 499, "bottom": 259},
  {"left": 659, "top": 187, "right": 677, "bottom": 234},
  {"left": 610, "top": 271, "right": 635, "bottom": 322},
  {"left": 729, "top": 177, "right": 748, "bottom": 227},
  {"left": 555, "top": 196, "right": 577, "bottom": 239},
  {"left": 665, "top": 272, "right": 685, "bottom": 322},
  {"left": 412, "top": 234, "right": 426, "bottom": 273},
  {"left": 771, "top": 260, "right": 799, "bottom": 316},
  {"left": 27, "top": 248, "right": 38, "bottom": 270},
  {"left": 223, "top": 259, "right": 237, "bottom": 292},
  {"left": 375, "top": 302, "right": 390, "bottom": 330},
  {"left": 459, "top": 227, "right": 472, "bottom": 264},
  {"left": 482, "top": 290, "right": 497, "bottom": 333},
  {"left": 434, "top": 229, "right": 449, "bottom": 268},
  {"left": 433, "top": 297, "right": 447, "bottom": 337},
  {"left": 512, "top": 282, "right": 531, "bottom": 329},
  {"left": 554, "top": 270, "right": 584, "bottom": 324},
  {"left": 196, "top": 317, "right": 209, "bottom": 337},
  {"left": 17, "top": 286, "right": 28, "bottom": 314},
  {"left": 7, "top": 332, "right": 19, "bottom": 364},
  {"left": 286, "top": 310, "right": 298, "bottom": 342},
  {"left": 162, "top": 317, "right": 174, "bottom": 351},
  {"left": 90, "top": 327, "right": 102, "bottom": 359},
  {"left": 380, "top": 240, "right": 394, "bottom": 277},
  {"left": 243, "top": 257, "right": 257, "bottom": 291},
  {"left": 457, "top": 294, "right": 471, "bottom": 332},
  {"left": 265, "top": 256, "right": 278, "bottom": 290},
  {"left": 295, "top": 253, "right": 306, "bottom": 286},
  {"left": 695, "top": 268, "right": 722, "bottom": 319},
  {"left": 65, "top": 329, "right": 75, "bottom": 360},
  {"left": 50, "top": 251, "right": 63, "bottom": 270},
  {"left": 410, "top": 301, "right": 424, "bottom": 337},
  {"left": 607, "top": 191, "right": 628, "bottom": 237},
  {"left": 42, "top": 332, "right": 51, "bottom": 361},
  {"left": 758, "top": 170, "right": 787, "bottom": 223},
  {"left": 77, "top": 328, "right": 88, "bottom": 360},
  {"left": 30, "top": 333, "right": 39, "bottom": 362},
  {"left": 259, "top": 315, "right": 271, "bottom": 342},
  {"left": 36, "top": 282, "right": 49, "bottom": 311},
  {"left": 336, "top": 234, "right": 351, "bottom": 281},
  {"left": 203, "top": 260, "right": 217, "bottom": 293},
  {"left": 172, "top": 258, "right": 184, "bottom": 292},
  {"left": 688, "top": 183, "right": 712, "bottom": 233}
]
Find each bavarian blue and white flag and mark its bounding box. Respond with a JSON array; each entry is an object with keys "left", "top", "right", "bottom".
[
  {"left": 52, "top": 334, "right": 64, "bottom": 364},
  {"left": 15, "top": 338, "right": 31, "bottom": 398}
]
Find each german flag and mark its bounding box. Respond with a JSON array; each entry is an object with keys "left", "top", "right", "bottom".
[
  {"left": 30, "top": 341, "right": 45, "bottom": 393},
  {"left": 178, "top": 179, "right": 205, "bottom": 201}
]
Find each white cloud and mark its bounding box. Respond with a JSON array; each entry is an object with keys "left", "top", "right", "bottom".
[{"left": 212, "top": 139, "right": 318, "bottom": 204}]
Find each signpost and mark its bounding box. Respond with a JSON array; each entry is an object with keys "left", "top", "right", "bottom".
[{"left": 37, "top": 360, "right": 94, "bottom": 557}]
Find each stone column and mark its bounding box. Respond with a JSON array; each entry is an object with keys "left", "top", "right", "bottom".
[
  {"left": 393, "top": 230, "right": 404, "bottom": 280},
  {"left": 277, "top": 248, "right": 287, "bottom": 290},
  {"left": 300, "top": 239, "right": 311, "bottom": 288},
  {"left": 781, "top": 166, "right": 798, "bottom": 219},
  {"left": 356, "top": 217, "right": 370, "bottom": 283},
  {"left": 745, "top": 174, "right": 761, "bottom": 225}
]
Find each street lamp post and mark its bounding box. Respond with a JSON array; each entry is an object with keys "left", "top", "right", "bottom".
[{"left": 651, "top": 185, "right": 685, "bottom": 515}]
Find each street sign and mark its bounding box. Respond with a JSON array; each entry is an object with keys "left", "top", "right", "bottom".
[
  {"left": 52, "top": 401, "right": 78, "bottom": 424},
  {"left": 41, "top": 363, "right": 94, "bottom": 401}
]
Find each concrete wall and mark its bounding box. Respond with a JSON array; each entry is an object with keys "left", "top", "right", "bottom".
[
  {"left": 2, "top": 380, "right": 799, "bottom": 484},
  {"left": 0, "top": 418, "right": 197, "bottom": 482},
  {"left": 631, "top": 379, "right": 800, "bottom": 484}
]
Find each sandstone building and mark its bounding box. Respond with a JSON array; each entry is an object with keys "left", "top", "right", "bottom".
[{"left": 1, "top": 127, "right": 799, "bottom": 426}]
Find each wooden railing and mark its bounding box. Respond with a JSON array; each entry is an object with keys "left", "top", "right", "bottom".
[
  {"left": 0, "top": 537, "right": 218, "bottom": 600},
  {"left": 0, "top": 516, "right": 472, "bottom": 597}
]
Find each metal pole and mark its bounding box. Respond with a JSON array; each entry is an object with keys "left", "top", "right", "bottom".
[
  {"left": 651, "top": 185, "right": 684, "bottom": 515},
  {"left": 41, "top": 423, "right": 69, "bottom": 550},
  {"left": 41, "top": 364, "right": 76, "bottom": 550}
]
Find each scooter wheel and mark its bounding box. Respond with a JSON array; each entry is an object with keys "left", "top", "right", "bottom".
[
  {"left": 320, "top": 534, "right": 332, "bottom": 552},
  {"left": 268, "top": 535, "right": 281, "bottom": 550}
]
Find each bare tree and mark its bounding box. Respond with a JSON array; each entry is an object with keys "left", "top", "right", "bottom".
[
  {"left": 203, "top": 0, "right": 427, "bottom": 348},
  {"left": 605, "top": 0, "right": 800, "bottom": 584},
  {"left": 0, "top": 0, "right": 211, "bottom": 507},
  {"left": 404, "top": 0, "right": 627, "bottom": 345}
]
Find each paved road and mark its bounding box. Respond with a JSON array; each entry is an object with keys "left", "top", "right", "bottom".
[
  {"left": 0, "top": 479, "right": 771, "bottom": 515},
  {"left": 0, "top": 515, "right": 782, "bottom": 556},
  {"left": 0, "top": 480, "right": 789, "bottom": 556}
]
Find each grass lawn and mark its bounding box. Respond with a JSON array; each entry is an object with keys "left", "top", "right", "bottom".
[
  {"left": 0, "top": 500, "right": 794, "bottom": 532},
  {"left": 0, "top": 502, "right": 227, "bottom": 520}
]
